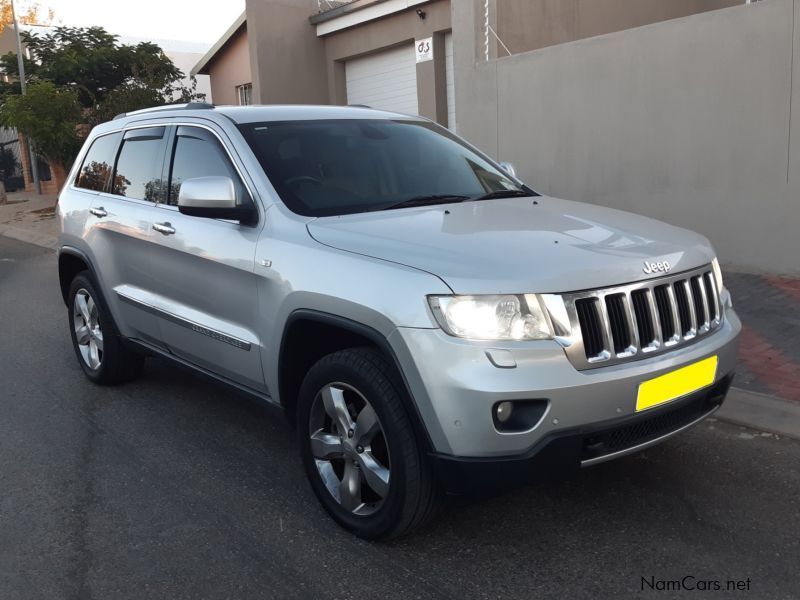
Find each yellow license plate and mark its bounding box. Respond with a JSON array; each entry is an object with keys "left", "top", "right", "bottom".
[{"left": 636, "top": 356, "right": 718, "bottom": 412}]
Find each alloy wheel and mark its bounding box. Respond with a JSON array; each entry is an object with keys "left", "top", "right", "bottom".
[
  {"left": 308, "top": 382, "right": 391, "bottom": 516},
  {"left": 73, "top": 288, "right": 104, "bottom": 370}
]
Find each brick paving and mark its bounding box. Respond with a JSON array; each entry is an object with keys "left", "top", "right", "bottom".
[{"left": 725, "top": 272, "right": 800, "bottom": 403}]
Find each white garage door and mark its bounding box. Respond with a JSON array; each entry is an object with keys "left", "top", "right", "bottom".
[
  {"left": 346, "top": 44, "right": 418, "bottom": 116},
  {"left": 445, "top": 32, "right": 456, "bottom": 132}
]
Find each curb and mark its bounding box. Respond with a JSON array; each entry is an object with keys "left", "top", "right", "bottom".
[
  {"left": 716, "top": 387, "right": 800, "bottom": 441},
  {"left": 1, "top": 228, "right": 798, "bottom": 441},
  {"left": 0, "top": 224, "right": 58, "bottom": 250}
]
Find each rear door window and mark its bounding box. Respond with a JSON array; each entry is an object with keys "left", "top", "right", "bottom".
[
  {"left": 112, "top": 127, "right": 167, "bottom": 202},
  {"left": 75, "top": 132, "right": 122, "bottom": 192}
]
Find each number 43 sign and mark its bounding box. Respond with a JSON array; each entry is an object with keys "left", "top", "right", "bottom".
[{"left": 416, "top": 37, "right": 433, "bottom": 63}]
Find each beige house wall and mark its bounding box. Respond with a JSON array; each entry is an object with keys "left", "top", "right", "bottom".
[
  {"left": 453, "top": 0, "right": 800, "bottom": 275},
  {"left": 243, "top": 0, "right": 452, "bottom": 125},
  {"left": 495, "top": 0, "right": 744, "bottom": 56},
  {"left": 246, "top": 0, "right": 329, "bottom": 105},
  {"left": 204, "top": 27, "right": 252, "bottom": 106},
  {"left": 319, "top": 0, "right": 452, "bottom": 124}
]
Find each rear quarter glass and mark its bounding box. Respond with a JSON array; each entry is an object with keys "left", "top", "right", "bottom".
[{"left": 75, "top": 132, "right": 123, "bottom": 192}]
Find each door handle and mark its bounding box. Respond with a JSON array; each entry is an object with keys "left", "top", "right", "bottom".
[
  {"left": 89, "top": 207, "right": 107, "bottom": 218},
  {"left": 152, "top": 222, "right": 176, "bottom": 235}
]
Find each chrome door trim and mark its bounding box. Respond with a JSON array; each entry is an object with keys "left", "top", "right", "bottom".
[
  {"left": 116, "top": 290, "right": 252, "bottom": 351},
  {"left": 127, "top": 338, "right": 277, "bottom": 406},
  {"left": 67, "top": 120, "right": 263, "bottom": 225}
]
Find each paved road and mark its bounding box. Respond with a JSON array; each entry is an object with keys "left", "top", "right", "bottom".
[{"left": 0, "top": 236, "right": 798, "bottom": 600}]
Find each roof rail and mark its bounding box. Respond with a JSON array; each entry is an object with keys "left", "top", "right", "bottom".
[
  {"left": 347, "top": 104, "right": 372, "bottom": 109},
  {"left": 112, "top": 102, "right": 215, "bottom": 121}
]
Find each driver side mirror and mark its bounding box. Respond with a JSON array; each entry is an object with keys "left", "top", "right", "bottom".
[{"left": 177, "top": 176, "right": 256, "bottom": 223}]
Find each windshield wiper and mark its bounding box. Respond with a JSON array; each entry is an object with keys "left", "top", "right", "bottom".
[
  {"left": 378, "top": 189, "right": 535, "bottom": 212},
  {"left": 472, "top": 189, "right": 534, "bottom": 201},
  {"left": 378, "top": 195, "right": 471, "bottom": 211}
]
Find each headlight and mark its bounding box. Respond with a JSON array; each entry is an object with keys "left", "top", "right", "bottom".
[
  {"left": 711, "top": 257, "right": 724, "bottom": 291},
  {"left": 428, "top": 294, "right": 553, "bottom": 341}
]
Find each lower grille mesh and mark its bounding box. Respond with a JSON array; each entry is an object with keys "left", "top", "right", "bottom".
[{"left": 580, "top": 376, "right": 731, "bottom": 462}]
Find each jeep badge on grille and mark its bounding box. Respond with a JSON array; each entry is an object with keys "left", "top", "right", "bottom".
[{"left": 643, "top": 260, "right": 671, "bottom": 274}]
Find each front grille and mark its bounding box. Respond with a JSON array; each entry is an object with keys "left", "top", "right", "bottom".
[{"left": 560, "top": 266, "right": 722, "bottom": 370}]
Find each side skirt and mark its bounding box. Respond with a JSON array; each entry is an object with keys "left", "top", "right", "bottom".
[{"left": 123, "top": 337, "right": 285, "bottom": 418}]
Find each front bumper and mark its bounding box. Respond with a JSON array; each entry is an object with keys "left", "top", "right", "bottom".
[
  {"left": 431, "top": 374, "right": 732, "bottom": 494},
  {"left": 389, "top": 306, "right": 741, "bottom": 459}
]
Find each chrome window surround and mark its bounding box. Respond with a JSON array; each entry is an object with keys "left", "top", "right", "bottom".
[
  {"left": 547, "top": 265, "right": 723, "bottom": 371},
  {"left": 68, "top": 120, "right": 262, "bottom": 225}
]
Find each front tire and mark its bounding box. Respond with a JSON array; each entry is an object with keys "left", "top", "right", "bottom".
[
  {"left": 67, "top": 271, "right": 144, "bottom": 385},
  {"left": 297, "top": 347, "right": 440, "bottom": 540}
]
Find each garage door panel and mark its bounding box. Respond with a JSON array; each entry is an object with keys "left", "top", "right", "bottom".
[{"left": 346, "top": 44, "right": 419, "bottom": 116}]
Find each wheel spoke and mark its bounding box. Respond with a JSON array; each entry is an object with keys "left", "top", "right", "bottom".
[
  {"left": 357, "top": 451, "right": 390, "bottom": 498},
  {"left": 355, "top": 403, "right": 380, "bottom": 444},
  {"left": 88, "top": 340, "right": 101, "bottom": 369},
  {"left": 339, "top": 460, "right": 362, "bottom": 512},
  {"left": 316, "top": 460, "right": 342, "bottom": 501},
  {"left": 86, "top": 296, "right": 98, "bottom": 326},
  {"left": 310, "top": 430, "right": 344, "bottom": 459},
  {"left": 321, "top": 385, "right": 354, "bottom": 434},
  {"left": 310, "top": 381, "right": 392, "bottom": 516},
  {"left": 76, "top": 293, "right": 91, "bottom": 323},
  {"left": 93, "top": 329, "right": 104, "bottom": 352},
  {"left": 75, "top": 325, "right": 91, "bottom": 346}
]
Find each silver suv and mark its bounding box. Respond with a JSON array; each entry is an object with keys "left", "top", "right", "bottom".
[{"left": 57, "top": 104, "right": 741, "bottom": 539}]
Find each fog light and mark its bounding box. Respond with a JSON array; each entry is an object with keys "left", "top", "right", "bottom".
[{"left": 495, "top": 401, "right": 514, "bottom": 423}]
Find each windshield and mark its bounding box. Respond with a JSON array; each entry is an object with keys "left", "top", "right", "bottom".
[{"left": 238, "top": 119, "right": 534, "bottom": 217}]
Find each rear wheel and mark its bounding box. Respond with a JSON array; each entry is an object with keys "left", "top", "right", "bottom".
[
  {"left": 68, "top": 272, "right": 144, "bottom": 385},
  {"left": 297, "top": 347, "right": 440, "bottom": 540}
]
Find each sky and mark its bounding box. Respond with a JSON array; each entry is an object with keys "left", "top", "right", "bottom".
[{"left": 34, "top": 0, "right": 245, "bottom": 49}]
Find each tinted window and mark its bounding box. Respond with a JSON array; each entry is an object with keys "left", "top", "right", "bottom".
[
  {"left": 75, "top": 132, "right": 122, "bottom": 192},
  {"left": 113, "top": 127, "right": 166, "bottom": 202},
  {"left": 167, "top": 127, "right": 241, "bottom": 205},
  {"left": 238, "top": 119, "right": 531, "bottom": 217}
]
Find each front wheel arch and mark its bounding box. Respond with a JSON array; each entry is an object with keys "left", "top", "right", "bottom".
[{"left": 278, "top": 310, "right": 434, "bottom": 454}]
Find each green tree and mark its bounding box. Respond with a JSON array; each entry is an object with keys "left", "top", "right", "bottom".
[
  {"left": 0, "top": 81, "right": 82, "bottom": 182},
  {"left": 0, "top": 26, "right": 204, "bottom": 175}
]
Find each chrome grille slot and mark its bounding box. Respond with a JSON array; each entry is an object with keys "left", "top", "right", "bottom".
[
  {"left": 654, "top": 285, "right": 678, "bottom": 344},
  {"left": 690, "top": 276, "right": 708, "bottom": 331},
  {"left": 605, "top": 294, "right": 631, "bottom": 355},
  {"left": 606, "top": 294, "right": 636, "bottom": 356},
  {"left": 559, "top": 265, "right": 723, "bottom": 370},
  {"left": 631, "top": 289, "right": 655, "bottom": 349},
  {"left": 575, "top": 298, "right": 605, "bottom": 360},
  {"left": 674, "top": 280, "right": 694, "bottom": 337},
  {"left": 703, "top": 273, "right": 720, "bottom": 323}
]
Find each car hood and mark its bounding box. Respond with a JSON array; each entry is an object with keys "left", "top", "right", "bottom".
[{"left": 306, "top": 196, "right": 716, "bottom": 294}]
